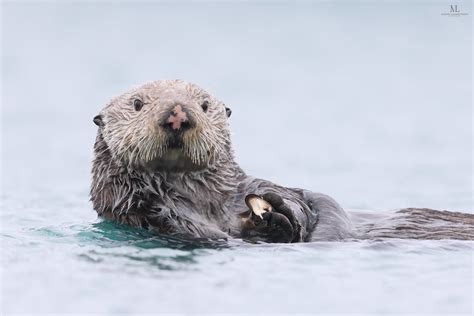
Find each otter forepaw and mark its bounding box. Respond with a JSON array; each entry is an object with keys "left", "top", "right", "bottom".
[{"left": 241, "top": 192, "right": 300, "bottom": 243}]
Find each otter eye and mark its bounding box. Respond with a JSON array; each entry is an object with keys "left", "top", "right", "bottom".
[
  {"left": 133, "top": 99, "right": 144, "bottom": 111},
  {"left": 201, "top": 101, "right": 209, "bottom": 113}
]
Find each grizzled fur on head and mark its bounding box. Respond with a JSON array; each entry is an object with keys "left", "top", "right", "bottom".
[
  {"left": 90, "top": 80, "right": 243, "bottom": 237},
  {"left": 94, "top": 80, "right": 232, "bottom": 171}
]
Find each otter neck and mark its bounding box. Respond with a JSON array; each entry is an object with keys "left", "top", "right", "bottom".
[{"left": 91, "top": 131, "right": 245, "bottom": 219}]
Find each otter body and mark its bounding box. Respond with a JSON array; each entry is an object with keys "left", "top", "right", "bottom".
[{"left": 91, "top": 80, "right": 473, "bottom": 242}]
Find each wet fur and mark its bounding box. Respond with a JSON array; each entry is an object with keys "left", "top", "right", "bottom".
[{"left": 91, "top": 80, "right": 473, "bottom": 242}]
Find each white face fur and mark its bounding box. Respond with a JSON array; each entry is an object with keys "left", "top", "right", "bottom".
[{"left": 94, "top": 80, "right": 232, "bottom": 172}]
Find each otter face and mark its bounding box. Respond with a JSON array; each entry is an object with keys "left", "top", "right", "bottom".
[{"left": 94, "top": 80, "right": 232, "bottom": 172}]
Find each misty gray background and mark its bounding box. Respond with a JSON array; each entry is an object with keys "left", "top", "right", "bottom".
[
  {"left": 2, "top": 1, "right": 472, "bottom": 211},
  {"left": 1, "top": 1, "right": 472, "bottom": 315}
]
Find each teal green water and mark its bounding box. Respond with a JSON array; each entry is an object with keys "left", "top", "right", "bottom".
[{"left": 2, "top": 199, "right": 472, "bottom": 314}]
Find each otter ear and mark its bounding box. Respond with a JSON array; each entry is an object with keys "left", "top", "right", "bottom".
[
  {"left": 225, "top": 107, "right": 232, "bottom": 118},
  {"left": 93, "top": 114, "right": 104, "bottom": 127}
]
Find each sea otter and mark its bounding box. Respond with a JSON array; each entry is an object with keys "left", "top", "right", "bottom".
[{"left": 90, "top": 80, "right": 473, "bottom": 242}]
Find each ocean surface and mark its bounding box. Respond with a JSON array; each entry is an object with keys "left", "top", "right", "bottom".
[{"left": 1, "top": 1, "right": 472, "bottom": 315}]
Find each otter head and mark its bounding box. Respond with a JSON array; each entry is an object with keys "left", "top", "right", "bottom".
[{"left": 93, "top": 80, "right": 233, "bottom": 172}]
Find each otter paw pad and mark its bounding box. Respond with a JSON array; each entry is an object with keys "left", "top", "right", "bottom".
[{"left": 240, "top": 192, "right": 299, "bottom": 243}]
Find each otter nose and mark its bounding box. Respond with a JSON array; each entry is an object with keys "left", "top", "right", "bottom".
[{"left": 162, "top": 105, "right": 193, "bottom": 131}]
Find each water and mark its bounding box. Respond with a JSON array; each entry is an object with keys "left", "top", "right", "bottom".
[{"left": 1, "top": 1, "right": 472, "bottom": 315}]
